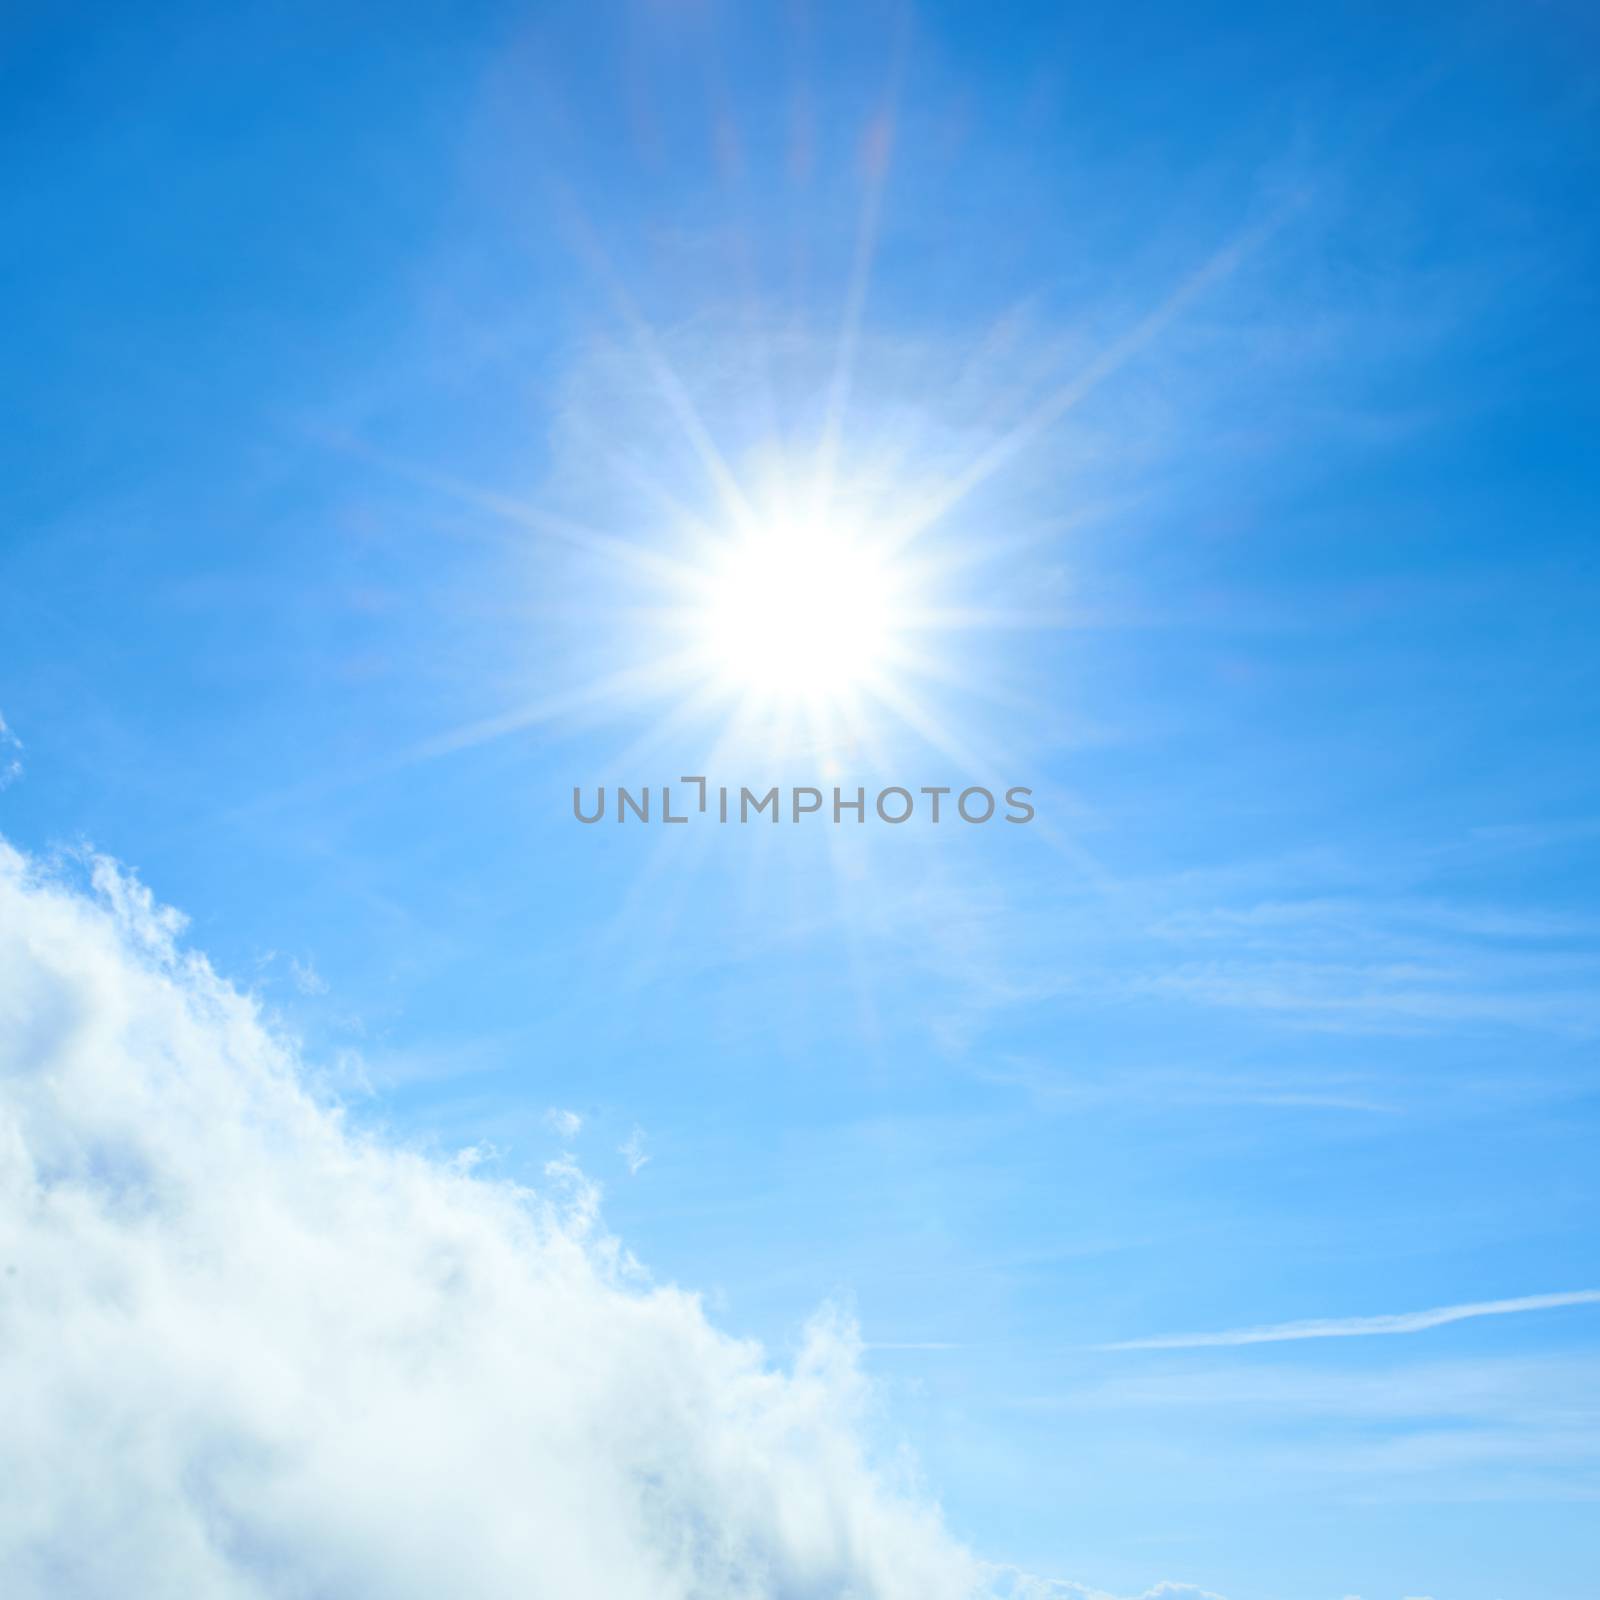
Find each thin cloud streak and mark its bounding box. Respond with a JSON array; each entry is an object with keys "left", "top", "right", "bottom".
[{"left": 1104, "top": 1290, "right": 1600, "bottom": 1350}]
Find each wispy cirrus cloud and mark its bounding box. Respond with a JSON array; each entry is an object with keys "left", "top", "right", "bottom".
[
  {"left": 1020, "top": 1352, "right": 1600, "bottom": 1500},
  {"left": 545, "top": 1105, "right": 584, "bottom": 1140},
  {"left": 1141, "top": 884, "right": 1600, "bottom": 1039},
  {"left": 1103, "top": 1290, "right": 1600, "bottom": 1350},
  {"left": 620, "top": 1126, "right": 651, "bottom": 1175},
  {"left": 0, "top": 711, "right": 21, "bottom": 789}
]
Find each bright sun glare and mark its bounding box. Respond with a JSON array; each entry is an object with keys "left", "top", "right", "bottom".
[{"left": 695, "top": 517, "right": 902, "bottom": 707}]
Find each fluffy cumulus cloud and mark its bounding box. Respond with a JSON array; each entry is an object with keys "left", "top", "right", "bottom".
[{"left": 0, "top": 838, "right": 982, "bottom": 1599}]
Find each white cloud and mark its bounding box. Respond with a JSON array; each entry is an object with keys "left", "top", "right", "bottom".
[
  {"left": 0, "top": 711, "right": 21, "bottom": 789},
  {"left": 1102, "top": 1291, "right": 1600, "bottom": 1350},
  {"left": 0, "top": 837, "right": 981, "bottom": 1599},
  {"left": 1144, "top": 889, "right": 1600, "bottom": 1039},
  {"left": 986, "top": 1577, "right": 1229, "bottom": 1600},
  {"left": 544, "top": 1106, "right": 583, "bottom": 1141},
  {"left": 288, "top": 955, "right": 329, "bottom": 996},
  {"left": 621, "top": 1125, "right": 651, "bottom": 1176}
]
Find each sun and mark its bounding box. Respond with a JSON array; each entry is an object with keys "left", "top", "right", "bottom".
[{"left": 692, "top": 514, "right": 904, "bottom": 709}]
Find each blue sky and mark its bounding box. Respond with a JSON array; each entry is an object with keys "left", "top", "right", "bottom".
[{"left": 3, "top": 2, "right": 1599, "bottom": 1597}]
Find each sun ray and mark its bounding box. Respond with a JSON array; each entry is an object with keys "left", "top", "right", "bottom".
[
  {"left": 853, "top": 671, "right": 1012, "bottom": 784},
  {"left": 856, "top": 672, "right": 1117, "bottom": 889},
  {"left": 318, "top": 431, "right": 704, "bottom": 592},
  {"left": 405, "top": 650, "right": 707, "bottom": 765},
  {"left": 883, "top": 211, "right": 1288, "bottom": 554},
  {"left": 812, "top": 10, "right": 907, "bottom": 518},
  {"left": 813, "top": 108, "right": 896, "bottom": 517},
  {"left": 553, "top": 191, "right": 760, "bottom": 536}
]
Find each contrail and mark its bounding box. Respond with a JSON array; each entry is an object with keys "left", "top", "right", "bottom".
[{"left": 1102, "top": 1289, "right": 1600, "bottom": 1350}]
